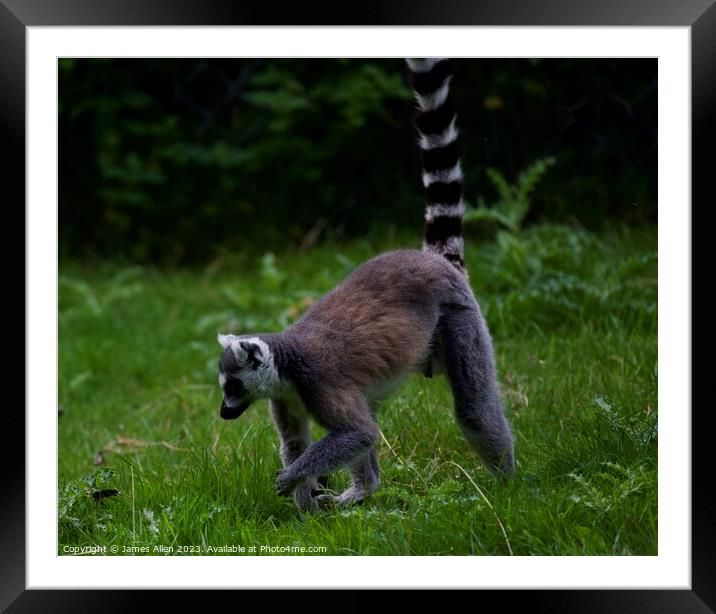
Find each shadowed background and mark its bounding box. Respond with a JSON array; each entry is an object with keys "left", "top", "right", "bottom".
[{"left": 59, "top": 58, "right": 656, "bottom": 263}]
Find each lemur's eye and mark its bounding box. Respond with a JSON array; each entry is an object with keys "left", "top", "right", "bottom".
[{"left": 224, "top": 378, "right": 247, "bottom": 399}]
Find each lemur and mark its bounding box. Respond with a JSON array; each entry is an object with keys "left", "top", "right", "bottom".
[{"left": 217, "top": 58, "right": 515, "bottom": 514}]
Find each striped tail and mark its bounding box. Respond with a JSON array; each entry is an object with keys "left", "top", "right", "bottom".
[{"left": 406, "top": 58, "right": 466, "bottom": 274}]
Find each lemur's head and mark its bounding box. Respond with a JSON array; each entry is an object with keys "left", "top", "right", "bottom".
[{"left": 216, "top": 334, "right": 280, "bottom": 420}]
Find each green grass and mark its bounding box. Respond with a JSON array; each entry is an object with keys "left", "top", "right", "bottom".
[{"left": 58, "top": 224, "right": 657, "bottom": 556}]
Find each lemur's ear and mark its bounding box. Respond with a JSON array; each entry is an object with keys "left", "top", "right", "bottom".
[
  {"left": 217, "top": 333, "right": 236, "bottom": 350},
  {"left": 238, "top": 340, "right": 263, "bottom": 370},
  {"left": 218, "top": 335, "right": 268, "bottom": 369}
]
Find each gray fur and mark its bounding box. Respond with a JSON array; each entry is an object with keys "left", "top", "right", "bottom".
[
  {"left": 269, "top": 397, "right": 320, "bottom": 514},
  {"left": 316, "top": 449, "right": 381, "bottom": 506},
  {"left": 439, "top": 302, "right": 515, "bottom": 476},
  {"left": 217, "top": 248, "right": 515, "bottom": 512}
]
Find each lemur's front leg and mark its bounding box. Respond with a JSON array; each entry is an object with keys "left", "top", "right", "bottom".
[
  {"left": 275, "top": 396, "right": 378, "bottom": 503},
  {"left": 269, "top": 398, "right": 320, "bottom": 514}
]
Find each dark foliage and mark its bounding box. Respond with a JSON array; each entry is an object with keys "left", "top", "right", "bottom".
[{"left": 59, "top": 58, "right": 656, "bottom": 263}]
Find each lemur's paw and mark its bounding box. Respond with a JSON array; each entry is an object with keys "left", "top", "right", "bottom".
[
  {"left": 293, "top": 482, "right": 321, "bottom": 514},
  {"left": 275, "top": 469, "right": 301, "bottom": 497},
  {"left": 316, "top": 488, "right": 366, "bottom": 507},
  {"left": 315, "top": 493, "right": 341, "bottom": 508}
]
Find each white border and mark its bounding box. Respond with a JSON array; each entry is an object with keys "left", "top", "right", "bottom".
[{"left": 28, "top": 26, "right": 690, "bottom": 589}]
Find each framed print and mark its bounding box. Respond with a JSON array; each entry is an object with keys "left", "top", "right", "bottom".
[{"left": 5, "top": 0, "right": 712, "bottom": 609}]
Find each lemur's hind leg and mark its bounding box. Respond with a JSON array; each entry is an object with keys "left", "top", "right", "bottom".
[
  {"left": 317, "top": 447, "right": 380, "bottom": 506},
  {"left": 269, "top": 398, "right": 320, "bottom": 514},
  {"left": 439, "top": 305, "right": 516, "bottom": 477}
]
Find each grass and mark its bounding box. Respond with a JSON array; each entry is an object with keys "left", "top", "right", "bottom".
[{"left": 58, "top": 223, "right": 657, "bottom": 556}]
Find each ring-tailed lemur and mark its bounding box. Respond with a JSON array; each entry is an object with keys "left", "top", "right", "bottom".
[{"left": 217, "top": 59, "right": 515, "bottom": 514}]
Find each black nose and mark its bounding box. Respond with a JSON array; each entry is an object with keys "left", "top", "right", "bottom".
[{"left": 220, "top": 399, "right": 251, "bottom": 420}]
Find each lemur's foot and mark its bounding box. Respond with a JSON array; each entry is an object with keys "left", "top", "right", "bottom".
[
  {"left": 275, "top": 468, "right": 302, "bottom": 497},
  {"left": 316, "top": 487, "right": 369, "bottom": 507},
  {"left": 293, "top": 482, "right": 321, "bottom": 515}
]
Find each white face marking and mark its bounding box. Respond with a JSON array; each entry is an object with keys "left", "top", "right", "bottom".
[
  {"left": 237, "top": 337, "right": 279, "bottom": 397},
  {"left": 217, "top": 333, "right": 281, "bottom": 399}
]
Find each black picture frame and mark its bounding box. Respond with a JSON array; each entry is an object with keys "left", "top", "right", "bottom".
[{"left": 5, "top": 0, "right": 711, "bottom": 610}]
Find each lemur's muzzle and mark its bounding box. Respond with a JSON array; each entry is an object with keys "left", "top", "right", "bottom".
[{"left": 220, "top": 399, "right": 252, "bottom": 420}]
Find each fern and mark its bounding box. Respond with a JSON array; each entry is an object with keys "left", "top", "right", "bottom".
[{"left": 464, "top": 156, "right": 556, "bottom": 232}]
